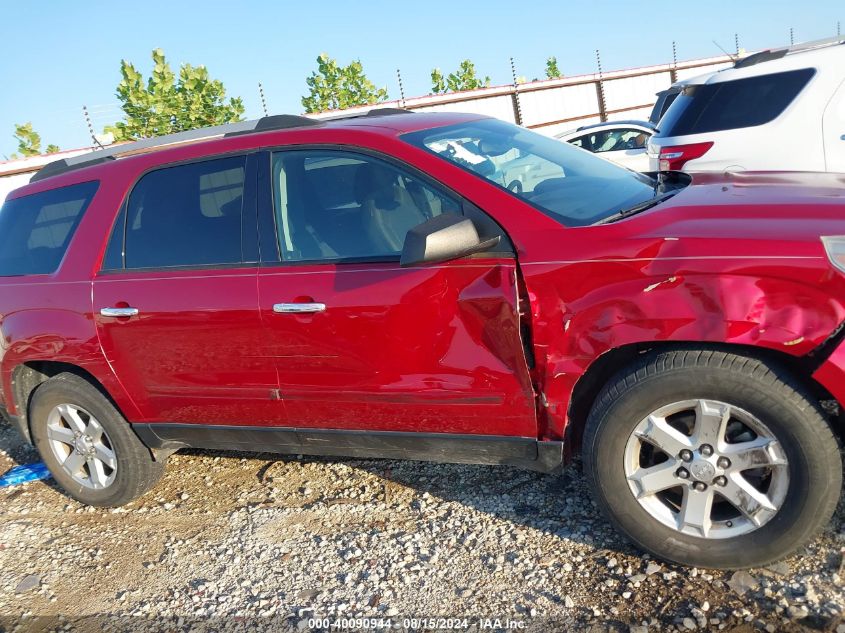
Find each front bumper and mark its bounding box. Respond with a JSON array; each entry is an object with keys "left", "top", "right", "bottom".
[{"left": 0, "top": 404, "right": 30, "bottom": 444}]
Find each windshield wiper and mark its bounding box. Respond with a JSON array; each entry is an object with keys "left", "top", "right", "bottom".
[{"left": 592, "top": 190, "right": 680, "bottom": 226}]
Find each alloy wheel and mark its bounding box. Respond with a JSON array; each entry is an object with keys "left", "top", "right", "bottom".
[
  {"left": 623, "top": 399, "right": 789, "bottom": 539},
  {"left": 46, "top": 403, "right": 118, "bottom": 490}
]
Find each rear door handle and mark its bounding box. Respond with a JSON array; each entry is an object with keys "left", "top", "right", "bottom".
[
  {"left": 100, "top": 307, "right": 139, "bottom": 317},
  {"left": 273, "top": 303, "right": 326, "bottom": 314}
]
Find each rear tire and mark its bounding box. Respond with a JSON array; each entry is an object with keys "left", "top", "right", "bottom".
[
  {"left": 29, "top": 373, "right": 165, "bottom": 506},
  {"left": 583, "top": 348, "right": 842, "bottom": 569}
]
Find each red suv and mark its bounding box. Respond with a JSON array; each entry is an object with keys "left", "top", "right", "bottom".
[{"left": 1, "top": 110, "right": 843, "bottom": 569}]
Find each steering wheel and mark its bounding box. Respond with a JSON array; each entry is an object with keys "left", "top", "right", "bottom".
[{"left": 507, "top": 180, "right": 523, "bottom": 194}]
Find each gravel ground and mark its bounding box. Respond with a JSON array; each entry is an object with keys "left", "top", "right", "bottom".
[{"left": 1, "top": 420, "right": 844, "bottom": 633}]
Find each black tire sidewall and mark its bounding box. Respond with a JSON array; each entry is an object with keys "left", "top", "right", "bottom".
[
  {"left": 587, "top": 363, "right": 840, "bottom": 569},
  {"left": 30, "top": 374, "right": 153, "bottom": 506}
]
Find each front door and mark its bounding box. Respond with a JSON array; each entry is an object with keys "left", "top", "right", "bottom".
[
  {"left": 93, "top": 154, "right": 282, "bottom": 425},
  {"left": 256, "top": 148, "right": 537, "bottom": 437}
]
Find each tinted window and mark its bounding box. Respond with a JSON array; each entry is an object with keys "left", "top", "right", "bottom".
[
  {"left": 403, "top": 119, "right": 657, "bottom": 227},
  {"left": 574, "top": 128, "right": 649, "bottom": 153},
  {"left": 271, "top": 150, "right": 461, "bottom": 262},
  {"left": 122, "top": 157, "right": 245, "bottom": 269},
  {"left": 659, "top": 68, "right": 815, "bottom": 136},
  {"left": 649, "top": 89, "right": 680, "bottom": 125},
  {"left": 0, "top": 181, "right": 98, "bottom": 276}
]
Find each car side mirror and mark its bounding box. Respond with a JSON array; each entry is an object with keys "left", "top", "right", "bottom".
[{"left": 400, "top": 214, "right": 501, "bottom": 267}]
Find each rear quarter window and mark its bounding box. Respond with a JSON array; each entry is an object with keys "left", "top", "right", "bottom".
[
  {"left": 659, "top": 68, "right": 815, "bottom": 136},
  {"left": 0, "top": 181, "right": 99, "bottom": 276}
]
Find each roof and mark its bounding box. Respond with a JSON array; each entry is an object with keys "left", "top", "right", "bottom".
[
  {"left": 556, "top": 120, "right": 655, "bottom": 139},
  {"left": 10, "top": 110, "right": 486, "bottom": 198},
  {"left": 575, "top": 120, "right": 656, "bottom": 133},
  {"left": 27, "top": 109, "right": 482, "bottom": 186},
  {"left": 674, "top": 36, "right": 845, "bottom": 87}
]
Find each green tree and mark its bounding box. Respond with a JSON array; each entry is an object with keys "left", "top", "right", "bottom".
[
  {"left": 430, "top": 60, "right": 490, "bottom": 94},
  {"left": 301, "top": 54, "right": 389, "bottom": 113},
  {"left": 10, "top": 123, "right": 60, "bottom": 158},
  {"left": 13, "top": 122, "right": 42, "bottom": 157},
  {"left": 430, "top": 68, "right": 447, "bottom": 94},
  {"left": 545, "top": 56, "right": 563, "bottom": 79},
  {"left": 106, "top": 48, "right": 245, "bottom": 141}
]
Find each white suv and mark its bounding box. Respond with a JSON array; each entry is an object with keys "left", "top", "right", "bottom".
[{"left": 648, "top": 37, "right": 845, "bottom": 173}]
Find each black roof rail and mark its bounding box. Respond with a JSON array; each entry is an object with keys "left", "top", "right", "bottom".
[
  {"left": 365, "top": 107, "right": 413, "bottom": 116},
  {"left": 733, "top": 48, "right": 788, "bottom": 69},
  {"left": 733, "top": 35, "right": 845, "bottom": 69},
  {"left": 222, "top": 114, "right": 320, "bottom": 137},
  {"left": 31, "top": 114, "right": 324, "bottom": 183}
]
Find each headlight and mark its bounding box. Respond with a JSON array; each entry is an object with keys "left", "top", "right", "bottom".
[{"left": 821, "top": 236, "right": 845, "bottom": 273}]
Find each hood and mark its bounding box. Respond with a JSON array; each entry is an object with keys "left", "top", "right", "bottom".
[{"left": 635, "top": 171, "right": 845, "bottom": 245}]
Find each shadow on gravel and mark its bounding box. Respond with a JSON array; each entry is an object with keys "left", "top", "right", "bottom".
[{"left": 179, "top": 443, "right": 639, "bottom": 561}]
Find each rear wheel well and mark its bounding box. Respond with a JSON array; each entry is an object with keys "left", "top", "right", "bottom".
[
  {"left": 566, "top": 342, "right": 842, "bottom": 452},
  {"left": 11, "top": 362, "right": 119, "bottom": 442}
]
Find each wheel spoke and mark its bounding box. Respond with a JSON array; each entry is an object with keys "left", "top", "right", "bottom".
[
  {"left": 677, "top": 486, "right": 714, "bottom": 538},
  {"left": 719, "top": 473, "right": 777, "bottom": 526},
  {"left": 94, "top": 444, "right": 117, "bottom": 470},
  {"left": 86, "top": 418, "right": 105, "bottom": 442},
  {"left": 87, "top": 458, "right": 109, "bottom": 488},
  {"left": 57, "top": 403, "right": 87, "bottom": 434},
  {"left": 723, "top": 437, "right": 788, "bottom": 470},
  {"left": 627, "top": 460, "right": 680, "bottom": 498},
  {"left": 691, "top": 400, "right": 730, "bottom": 447},
  {"left": 62, "top": 449, "right": 86, "bottom": 475},
  {"left": 46, "top": 424, "right": 76, "bottom": 445},
  {"left": 635, "top": 414, "right": 693, "bottom": 457}
]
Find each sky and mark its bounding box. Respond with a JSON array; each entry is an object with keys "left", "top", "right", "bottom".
[{"left": 1, "top": 0, "right": 842, "bottom": 158}]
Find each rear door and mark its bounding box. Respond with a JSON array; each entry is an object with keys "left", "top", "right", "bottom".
[
  {"left": 93, "top": 154, "right": 283, "bottom": 425},
  {"left": 823, "top": 78, "right": 845, "bottom": 172},
  {"left": 256, "top": 148, "right": 537, "bottom": 437}
]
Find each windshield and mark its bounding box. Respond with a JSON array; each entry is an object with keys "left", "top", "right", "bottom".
[{"left": 402, "top": 118, "right": 657, "bottom": 227}]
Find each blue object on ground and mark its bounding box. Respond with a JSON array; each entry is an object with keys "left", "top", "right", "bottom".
[{"left": 0, "top": 462, "right": 52, "bottom": 487}]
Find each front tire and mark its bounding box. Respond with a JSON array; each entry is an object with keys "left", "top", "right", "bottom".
[
  {"left": 583, "top": 349, "right": 842, "bottom": 569},
  {"left": 29, "top": 373, "right": 165, "bottom": 506}
]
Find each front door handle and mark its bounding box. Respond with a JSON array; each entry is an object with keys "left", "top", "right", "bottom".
[
  {"left": 100, "top": 307, "right": 139, "bottom": 318},
  {"left": 273, "top": 303, "right": 326, "bottom": 314}
]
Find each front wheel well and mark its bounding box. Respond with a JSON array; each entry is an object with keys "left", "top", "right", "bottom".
[{"left": 565, "top": 342, "right": 841, "bottom": 453}]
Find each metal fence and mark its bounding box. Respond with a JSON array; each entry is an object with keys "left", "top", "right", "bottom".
[{"left": 311, "top": 54, "right": 736, "bottom": 136}]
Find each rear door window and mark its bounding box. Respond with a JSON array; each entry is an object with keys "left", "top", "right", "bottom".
[
  {"left": 659, "top": 68, "right": 815, "bottom": 136},
  {"left": 115, "top": 156, "right": 247, "bottom": 269},
  {"left": 0, "top": 181, "right": 99, "bottom": 276}
]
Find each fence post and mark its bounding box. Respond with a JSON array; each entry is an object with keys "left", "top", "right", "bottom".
[
  {"left": 82, "top": 105, "right": 104, "bottom": 148},
  {"left": 258, "top": 83, "right": 268, "bottom": 116},
  {"left": 396, "top": 69, "right": 406, "bottom": 108},
  {"left": 595, "top": 49, "right": 607, "bottom": 123},
  {"left": 669, "top": 41, "right": 678, "bottom": 84},
  {"left": 510, "top": 57, "right": 523, "bottom": 126}
]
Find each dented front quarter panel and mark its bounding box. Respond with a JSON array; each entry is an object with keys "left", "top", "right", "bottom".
[{"left": 517, "top": 172, "right": 845, "bottom": 440}]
